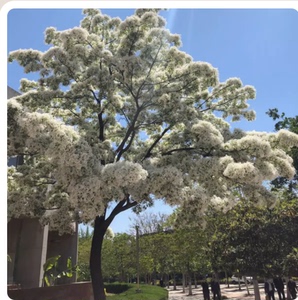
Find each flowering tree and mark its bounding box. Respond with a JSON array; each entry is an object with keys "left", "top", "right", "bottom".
[
  {"left": 266, "top": 109, "right": 298, "bottom": 198},
  {"left": 7, "top": 9, "right": 298, "bottom": 300}
]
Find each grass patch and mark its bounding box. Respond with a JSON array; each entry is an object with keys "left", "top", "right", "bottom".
[{"left": 107, "top": 284, "right": 168, "bottom": 300}]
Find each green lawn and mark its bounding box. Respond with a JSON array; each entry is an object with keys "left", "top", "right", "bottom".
[{"left": 106, "top": 284, "right": 168, "bottom": 300}]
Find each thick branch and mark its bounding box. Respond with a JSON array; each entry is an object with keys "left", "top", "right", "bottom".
[
  {"left": 142, "top": 126, "right": 171, "bottom": 160},
  {"left": 98, "top": 112, "right": 105, "bottom": 142},
  {"left": 116, "top": 129, "right": 136, "bottom": 161},
  {"left": 116, "top": 107, "right": 142, "bottom": 157},
  {"left": 34, "top": 180, "right": 57, "bottom": 186},
  {"left": 98, "top": 111, "right": 105, "bottom": 165},
  {"left": 89, "top": 89, "right": 105, "bottom": 164},
  {"left": 89, "top": 89, "right": 100, "bottom": 104},
  {"left": 105, "top": 197, "right": 137, "bottom": 228},
  {"left": 162, "top": 147, "right": 196, "bottom": 156}
]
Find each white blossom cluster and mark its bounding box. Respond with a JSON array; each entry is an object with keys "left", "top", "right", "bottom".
[
  {"left": 191, "top": 120, "right": 224, "bottom": 148},
  {"left": 7, "top": 9, "right": 298, "bottom": 232}
]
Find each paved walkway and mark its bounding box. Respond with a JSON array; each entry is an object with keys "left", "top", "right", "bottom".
[{"left": 168, "top": 284, "right": 265, "bottom": 300}]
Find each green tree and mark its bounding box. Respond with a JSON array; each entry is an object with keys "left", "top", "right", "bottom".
[
  {"left": 111, "top": 233, "right": 136, "bottom": 282},
  {"left": 77, "top": 237, "right": 92, "bottom": 281},
  {"left": 206, "top": 198, "right": 298, "bottom": 300},
  {"left": 130, "top": 212, "right": 172, "bottom": 284},
  {"left": 130, "top": 212, "right": 169, "bottom": 235},
  {"left": 78, "top": 227, "right": 118, "bottom": 282},
  {"left": 172, "top": 227, "right": 206, "bottom": 295},
  {"left": 284, "top": 248, "right": 298, "bottom": 276},
  {"left": 8, "top": 9, "right": 298, "bottom": 300},
  {"left": 266, "top": 109, "right": 298, "bottom": 198},
  {"left": 77, "top": 227, "right": 93, "bottom": 281}
]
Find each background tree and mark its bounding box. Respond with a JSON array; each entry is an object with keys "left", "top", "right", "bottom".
[
  {"left": 173, "top": 227, "right": 206, "bottom": 295},
  {"left": 283, "top": 247, "right": 298, "bottom": 276},
  {"left": 129, "top": 211, "right": 172, "bottom": 284},
  {"left": 112, "top": 233, "right": 136, "bottom": 283},
  {"left": 205, "top": 206, "right": 235, "bottom": 285},
  {"left": 8, "top": 8, "right": 298, "bottom": 300},
  {"left": 266, "top": 109, "right": 298, "bottom": 199},
  {"left": 129, "top": 211, "right": 170, "bottom": 235},
  {"left": 101, "top": 228, "right": 118, "bottom": 282},
  {"left": 205, "top": 198, "right": 298, "bottom": 300},
  {"left": 77, "top": 227, "right": 92, "bottom": 281}
]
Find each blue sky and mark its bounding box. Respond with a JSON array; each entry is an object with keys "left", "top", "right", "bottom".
[{"left": 7, "top": 8, "right": 298, "bottom": 233}]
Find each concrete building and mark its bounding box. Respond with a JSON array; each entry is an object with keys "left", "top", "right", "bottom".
[{"left": 7, "top": 86, "right": 78, "bottom": 289}]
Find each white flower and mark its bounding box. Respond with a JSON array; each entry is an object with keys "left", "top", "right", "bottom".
[
  {"left": 223, "top": 162, "right": 260, "bottom": 183},
  {"left": 191, "top": 121, "right": 224, "bottom": 148}
]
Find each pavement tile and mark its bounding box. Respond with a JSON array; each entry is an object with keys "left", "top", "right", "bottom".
[{"left": 168, "top": 284, "right": 267, "bottom": 300}]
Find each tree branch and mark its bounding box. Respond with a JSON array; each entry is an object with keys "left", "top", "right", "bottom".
[
  {"left": 142, "top": 126, "right": 171, "bottom": 161},
  {"left": 162, "top": 147, "right": 196, "bottom": 156},
  {"left": 89, "top": 89, "right": 100, "bottom": 104},
  {"left": 115, "top": 107, "right": 142, "bottom": 158},
  {"left": 89, "top": 89, "right": 105, "bottom": 164},
  {"left": 197, "top": 84, "right": 242, "bottom": 113},
  {"left": 136, "top": 42, "right": 163, "bottom": 99},
  {"left": 119, "top": 108, "right": 131, "bottom": 125},
  {"left": 116, "top": 129, "right": 136, "bottom": 161},
  {"left": 51, "top": 106, "right": 80, "bottom": 118},
  {"left": 200, "top": 93, "right": 246, "bottom": 113},
  {"left": 34, "top": 180, "right": 57, "bottom": 186},
  {"left": 105, "top": 196, "right": 137, "bottom": 228}
]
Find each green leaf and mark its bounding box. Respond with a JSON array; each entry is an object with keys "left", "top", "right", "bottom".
[
  {"left": 44, "top": 275, "right": 50, "bottom": 287},
  {"left": 43, "top": 255, "right": 61, "bottom": 272},
  {"left": 67, "top": 257, "right": 72, "bottom": 269}
]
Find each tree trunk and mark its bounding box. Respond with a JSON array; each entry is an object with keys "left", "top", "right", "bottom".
[
  {"left": 285, "top": 277, "right": 291, "bottom": 300},
  {"left": 90, "top": 216, "right": 107, "bottom": 300},
  {"left": 182, "top": 273, "right": 186, "bottom": 293},
  {"left": 188, "top": 271, "right": 193, "bottom": 295},
  {"left": 194, "top": 272, "right": 197, "bottom": 289},
  {"left": 225, "top": 270, "right": 229, "bottom": 288},
  {"left": 153, "top": 268, "right": 157, "bottom": 285},
  {"left": 253, "top": 277, "right": 261, "bottom": 300},
  {"left": 244, "top": 276, "right": 250, "bottom": 295},
  {"left": 173, "top": 272, "right": 177, "bottom": 290},
  {"left": 89, "top": 198, "right": 137, "bottom": 300},
  {"left": 215, "top": 272, "right": 222, "bottom": 299}
]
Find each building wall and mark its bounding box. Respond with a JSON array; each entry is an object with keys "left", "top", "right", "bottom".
[
  {"left": 46, "top": 223, "right": 79, "bottom": 284},
  {"left": 7, "top": 218, "right": 49, "bottom": 288},
  {"left": 7, "top": 86, "right": 20, "bottom": 98}
]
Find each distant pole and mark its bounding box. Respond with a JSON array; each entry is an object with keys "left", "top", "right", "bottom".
[{"left": 136, "top": 225, "right": 140, "bottom": 291}]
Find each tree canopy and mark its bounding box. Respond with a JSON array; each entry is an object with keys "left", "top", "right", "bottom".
[
  {"left": 267, "top": 109, "right": 298, "bottom": 199},
  {"left": 7, "top": 8, "right": 298, "bottom": 300},
  {"left": 206, "top": 198, "right": 298, "bottom": 278},
  {"left": 8, "top": 8, "right": 298, "bottom": 231}
]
